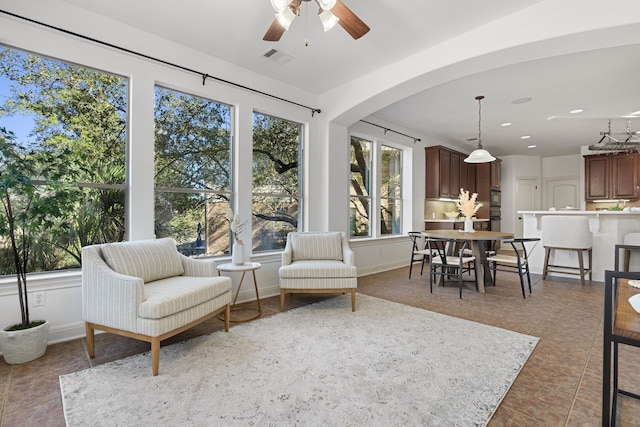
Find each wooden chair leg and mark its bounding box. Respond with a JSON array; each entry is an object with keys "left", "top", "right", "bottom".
[
  {"left": 542, "top": 247, "right": 551, "bottom": 280},
  {"left": 85, "top": 323, "right": 95, "bottom": 357},
  {"left": 577, "top": 249, "right": 585, "bottom": 286},
  {"left": 151, "top": 338, "right": 160, "bottom": 376},
  {"left": 280, "top": 289, "right": 286, "bottom": 312},
  {"left": 624, "top": 249, "right": 631, "bottom": 272},
  {"left": 588, "top": 248, "right": 593, "bottom": 280},
  {"left": 224, "top": 304, "right": 230, "bottom": 332},
  {"left": 351, "top": 289, "right": 356, "bottom": 312}
]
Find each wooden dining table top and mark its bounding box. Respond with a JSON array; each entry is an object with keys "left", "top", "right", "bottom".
[{"left": 421, "top": 229, "right": 514, "bottom": 241}]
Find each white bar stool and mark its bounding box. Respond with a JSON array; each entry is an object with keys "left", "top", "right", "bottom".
[{"left": 541, "top": 215, "right": 593, "bottom": 285}]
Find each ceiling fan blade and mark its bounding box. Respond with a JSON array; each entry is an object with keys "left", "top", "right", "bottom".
[
  {"left": 263, "top": 18, "right": 286, "bottom": 41},
  {"left": 332, "top": 0, "right": 370, "bottom": 39}
]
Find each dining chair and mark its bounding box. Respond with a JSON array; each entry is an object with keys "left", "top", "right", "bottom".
[
  {"left": 427, "top": 238, "right": 477, "bottom": 298},
  {"left": 486, "top": 237, "right": 540, "bottom": 298},
  {"left": 621, "top": 232, "right": 640, "bottom": 272},
  {"left": 408, "top": 231, "right": 432, "bottom": 278}
]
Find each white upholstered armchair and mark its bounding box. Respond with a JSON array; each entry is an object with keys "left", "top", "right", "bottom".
[
  {"left": 82, "top": 238, "right": 232, "bottom": 375},
  {"left": 279, "top": 231, "right": 357, "bottom": 312}
]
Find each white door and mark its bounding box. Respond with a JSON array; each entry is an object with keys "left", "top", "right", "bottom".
[
  {"left": 515, "top": 178, "right": 540, "bottom": 237},
  {"left": 545, "top": 178, "right": 580, "bottom": 210}
]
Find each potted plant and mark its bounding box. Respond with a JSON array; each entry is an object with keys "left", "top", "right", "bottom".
[{"left": 0, "top": 127, "right": 79, "bottom": 364}]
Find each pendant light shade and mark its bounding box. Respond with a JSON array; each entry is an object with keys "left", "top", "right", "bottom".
[{"left": 464, "top": 95, "right": 496, "bottom": 163}]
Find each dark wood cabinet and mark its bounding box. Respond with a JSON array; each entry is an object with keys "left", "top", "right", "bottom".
[
  {"left": 490, "top": 159, "right": 501, "bottom": 189},
  {"left": 476, "top": 159, "right": 502, "bottom": 191},
  {"left": 612, "top": 154, "right": 639, "bottom": 199},
  {"left": 584, "top": 153, "right": 639, "bottom": 200},
  {"left": 425, "top": 146, "right": 480, "bottom": 199}
]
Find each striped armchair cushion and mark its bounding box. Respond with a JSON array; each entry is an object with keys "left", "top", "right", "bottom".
[
  {"left": 101, "top": 238, "right": 184, "bottom": 283},
  {"left": 291, "top": 232, "right": 343, "bottom": 261}
]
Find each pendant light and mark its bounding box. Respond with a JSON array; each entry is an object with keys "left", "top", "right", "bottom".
[{"left": 464, "top": 95, "right": 496, "bottom": 163}]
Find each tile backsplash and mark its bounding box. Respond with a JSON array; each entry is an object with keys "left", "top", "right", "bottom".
[{"left": 425, "top": 200, "right": 460, "bottom": 219}]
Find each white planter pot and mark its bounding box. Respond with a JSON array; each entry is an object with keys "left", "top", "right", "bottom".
[
  {"left": 464, "top": 218, "right": 475, "bottom": 233},
  {"left": 0, "top": 320, "right": 49, "bottom": 364}
]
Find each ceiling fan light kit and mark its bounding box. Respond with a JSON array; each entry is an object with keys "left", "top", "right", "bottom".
[
  {"left": 317, "top": 0, "right": 337, "bottom": 10},
  {"left": 319, "top": 9, "right": 339, "bottom": 32},
  {"left": 464, "top": 95, "right": 496, "bottom": 163},
  {"left": 271, "top": 0, "right": 289, "bottom": 12},
  {"left": 263, "top": 0, "right": 370, "bottom": 42},
  {"left": 275, "top": 7, "right": 296, "bottom": 30}
]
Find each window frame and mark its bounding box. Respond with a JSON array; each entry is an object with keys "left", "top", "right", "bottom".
[
  {"left": 153, "top": 84, "right": 235, "bottom": 257},
  {"left": 251, "top": 111, "right": 304, "bottom": 253},
  {"left": 349, "top": 133, "right": 404, "bottom": 239}
]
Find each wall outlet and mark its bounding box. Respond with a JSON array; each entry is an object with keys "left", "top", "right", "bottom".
[{"left": 32, "top": 291, "right": 45, "bottom": 307}]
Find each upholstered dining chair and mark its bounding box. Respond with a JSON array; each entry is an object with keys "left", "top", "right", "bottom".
[
  {"left": 427, "top": 238, "right": 477, "bottom": 299},
  {"left": 541, "top": 215, "right": 593, "bottom": 285},
  {"left": 408, "top": 231, "right": 432, "bottom": 278},
  {"left": 486, "top": 237, "right": 540, "bottom": 298},
  {"left": 279, "top": 231, "right": 357, "bottom": 311}
]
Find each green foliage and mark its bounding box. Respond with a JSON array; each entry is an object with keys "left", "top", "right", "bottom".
[
  {"left": 0, "top": 127, "right": 81, "bottom": 327},
  {"left": 0, "top": 46, "right": 127, "bottom": 274}
]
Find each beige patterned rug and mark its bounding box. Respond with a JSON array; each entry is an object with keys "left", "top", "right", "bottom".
[{"left": 60, "top": 294, "right": 538, "bottom": 426}]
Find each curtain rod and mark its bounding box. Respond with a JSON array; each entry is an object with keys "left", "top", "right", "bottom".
[
  {"left": 359, "top": 120, "right": 421, "bottom": 144},
  {"left": 0, "top": 9, "right": 322, "bottom": 117}
]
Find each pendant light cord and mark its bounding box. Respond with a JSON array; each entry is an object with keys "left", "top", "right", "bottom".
[{"left": 475, "top": 95, "right": 484, "bottom": 149}]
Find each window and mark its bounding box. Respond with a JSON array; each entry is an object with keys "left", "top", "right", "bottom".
[
  {"left": 252, "top": 112, "right": 303, "bottom": 252},
  {"left": 154, "top": 86, "right": 233, "bottom": 257},
  {"left": 349, "top": 136, "right": 402, "bottom": 237},
  {"left": 380, "top": 145, "right": 402, "bottom": 235},
  {"left": 349, "top": 136, "right": 371, "bottom": 237},
  {"left": 0, "top": 46, "right": 127, "bottom": 275}
]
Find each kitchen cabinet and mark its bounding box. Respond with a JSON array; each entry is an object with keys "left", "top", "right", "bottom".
[
  {"left": 476, "top": 159, "right": 502, "bottom": 191},
  {"left": 425, "top": 146, "right": 476, "bottom": 198},
  {"left": 584, "top": 153, "right": 639, "bottom": 200}
]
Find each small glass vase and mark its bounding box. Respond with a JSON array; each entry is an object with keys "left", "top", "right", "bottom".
[
  {"left": 232, "top": 239, "right": 245, "bottom": 265},
  {"left": 464, "top": 218, "right": 475, "bottom": 233}
]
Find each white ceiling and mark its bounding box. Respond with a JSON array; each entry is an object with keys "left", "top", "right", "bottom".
[{"left": 53, "top": 0, "right": 640, "bottom": 158}]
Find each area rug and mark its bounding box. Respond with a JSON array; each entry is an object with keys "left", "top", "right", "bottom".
[{"left": 60, "top": 294, "right": 538, "bottom": 426}]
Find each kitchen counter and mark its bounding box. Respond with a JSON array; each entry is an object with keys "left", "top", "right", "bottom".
[
  {"left": 424, "top": 218, "right": 489, "bottom": 223},
  {"left": 519, "top": 210, "right": 640, "bottom": 281},
  {"left": 425, "top": 218, "right": 490, "bottom": 231}
]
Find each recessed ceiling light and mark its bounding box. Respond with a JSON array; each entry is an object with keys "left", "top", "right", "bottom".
[
  {"left": 520, "top": 135, "right": 531, "bottom": 139},
  {"left": 527, "top": 145, "right": 536, "bottom": 149},
  {"left": 569, "top": 108, "right": 584, "bottom": 114},
  {"left": 500, "top": 122, "right": 512, "bottom": 127},
  {"left": 511, "top": 97, "right": 532, "bottom": 105}
]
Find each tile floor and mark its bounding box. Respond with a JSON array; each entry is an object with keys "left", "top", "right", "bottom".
[{"left": 1, "top": 266, "right": 640, "bottom": 426}]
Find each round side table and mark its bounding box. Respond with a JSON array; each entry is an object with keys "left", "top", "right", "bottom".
[{"left": 216, "top": 262, "right": 262, "bottom": 323}]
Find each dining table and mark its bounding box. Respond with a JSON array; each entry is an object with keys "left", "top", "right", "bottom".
[{"left": 422, "top": 229, "right": 515, "bottom": 293}]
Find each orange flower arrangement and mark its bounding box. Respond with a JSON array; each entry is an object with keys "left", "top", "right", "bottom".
[{"left": 456, "top": 188, "right": 483, "bottom": 219}]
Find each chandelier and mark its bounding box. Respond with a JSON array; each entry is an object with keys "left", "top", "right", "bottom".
[{"left": 464, "top": 95, "right": 496, "bottom": 163}]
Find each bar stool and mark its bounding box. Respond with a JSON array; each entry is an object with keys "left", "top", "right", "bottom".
[
  {"left": 623, "top": 232, "right": 640, "bottom": 272},
  {"left": 541, "top": 215, "right": 593, "bottom": 285}
]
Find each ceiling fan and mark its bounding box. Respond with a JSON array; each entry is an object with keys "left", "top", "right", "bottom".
[{"left": 263, "top": 0, "right": 370, "bottom": 42}]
